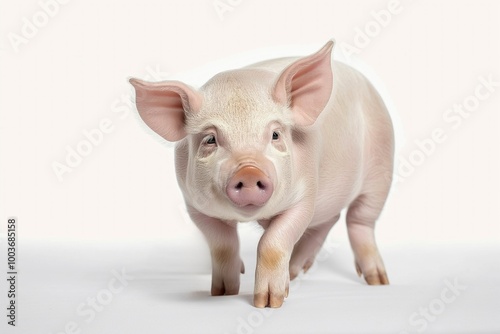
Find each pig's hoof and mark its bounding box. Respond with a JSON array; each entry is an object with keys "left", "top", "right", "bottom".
[
  {"left": 254, "top": 291, "right": 287, "bottom": 308},
  {"left": 355, "top": 262, "right": 390, "bottom": 285},
  {"left": 253, "top": 271, "right": 289, "bottom": 308},
  {"left": 211, "top": 260, "right": 244, "bottom": 296},
  {"left": 254, "top": 251, "right": 290, "bottom": 307},
  {"left": 211, "top": 281, "right": 240, "bottom": 296},
  {"left": 253, "top": 274, "right": 289, "bottom": 308}
]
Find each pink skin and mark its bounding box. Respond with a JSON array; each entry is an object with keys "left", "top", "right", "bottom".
[
  {"left": 130, "top": 40, "right": 394, "bottom": 308},
  {"left": 226, "top": 165, "right": 273, "bottom": 208}
]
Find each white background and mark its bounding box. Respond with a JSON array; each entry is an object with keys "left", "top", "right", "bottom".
[
  {"left": 0, "top": 0, "right": 499, "bottom": 243},
  {"left": 0, "top": 1, "right": 499, "bottom": 333}
]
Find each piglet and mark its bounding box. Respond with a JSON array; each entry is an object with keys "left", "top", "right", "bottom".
[{"left": 130, "top": 41, "right": 394, "bottom": 308}]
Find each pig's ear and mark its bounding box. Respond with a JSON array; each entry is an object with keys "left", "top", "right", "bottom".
[
  {"left": 129, "top": 78, "right": 202, "bottom": 142},
  {"left": 273, "top": 41, "right": 334, "bottom": 126}
]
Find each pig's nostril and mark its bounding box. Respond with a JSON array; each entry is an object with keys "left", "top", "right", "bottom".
[{"left": 226, "top": 166, "right": 274, "bottom": 207}]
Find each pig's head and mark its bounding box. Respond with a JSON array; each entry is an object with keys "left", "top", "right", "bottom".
[{"left": 130, "top": 41, "right": 334, "bottom": 221}]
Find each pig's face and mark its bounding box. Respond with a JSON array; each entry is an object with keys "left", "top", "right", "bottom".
[
  {"left": 182, "top": 70, "right": 296, "bottom": 221},
  {"left": 130, "top": 41, "right": 333, "bottom": 222}
]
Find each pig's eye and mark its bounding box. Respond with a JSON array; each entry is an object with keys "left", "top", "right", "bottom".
[
  {"left": 272, "top": 131, "right": 280, "bottom": 141},
  {"left": 205, "top": 135, "right": 217, "bottom": 145}
]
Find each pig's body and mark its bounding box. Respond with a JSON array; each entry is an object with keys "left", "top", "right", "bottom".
[
  {"left": 131, "top": 41, "right": 394, "bottom": 308},
  {"left": 248, "top": 57, "right": 393, "bottom": 226}
]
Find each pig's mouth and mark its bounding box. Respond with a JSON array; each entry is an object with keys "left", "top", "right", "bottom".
[
  {"left": 235, "top": 202, "right": 264, "bottom": 210},
  {"left": 236, "top": 204, "right": 258, "bottom": 213},
  {"left": 230, "top": 202, "right": 268, "bottom": 218}
]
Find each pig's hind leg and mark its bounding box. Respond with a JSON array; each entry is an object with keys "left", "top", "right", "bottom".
[
  {"left": 346, "top": 103, "right": 393, "bottom": 285},
  {"left": 289, "top": 215, "right": 340, "bottom": 280},
  {"left": 346, "top": 187, "right": 390, "bottom": 285}
]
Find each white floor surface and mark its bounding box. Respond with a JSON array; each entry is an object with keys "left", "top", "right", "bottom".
[{"left": 2, "top": 229, "right": 499, "bottom": 334}]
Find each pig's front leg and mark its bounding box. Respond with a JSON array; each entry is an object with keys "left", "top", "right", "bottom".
[
  {"left": 187, "top": 206, "right": 244, "bottom": 296},
  {"left": 255, "top": 202, "right": 314, "bottom": 308}
]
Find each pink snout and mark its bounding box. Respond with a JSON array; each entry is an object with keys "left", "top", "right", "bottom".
[{"left": 226, "top": 166, "right": 273, "bottom": 208}]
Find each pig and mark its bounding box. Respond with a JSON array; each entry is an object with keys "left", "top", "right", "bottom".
[{"left": 129, "top": 40, "right": 394, "bottom": 308}]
